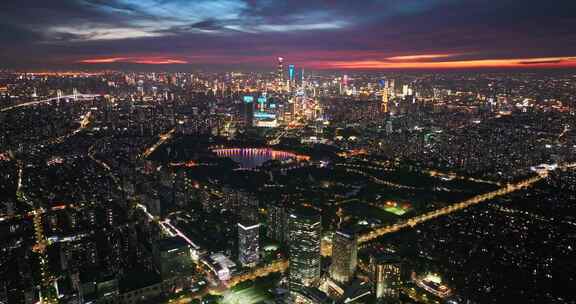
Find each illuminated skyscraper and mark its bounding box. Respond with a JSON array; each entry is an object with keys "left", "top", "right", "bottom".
[
  {"left": 238, "top": 221, "right": 260, "bottom": 267},
  {"left": 388, "top": 79, "right": 395, "bottom": 97},
  {"left": 370, "top": 254, "right": 402, "bottom": 302},
  {"left": 329, "top": 230, "right": 357, "bottom": 285},
  {"left": 379, "top": 79, "right": 389, "bottom": 113},
  {"left": 258, "top": 95, "right": 267, "bottom": 111},
  {"left": 242, "top": 95, "right": 254, "bottom": 127},
  {"left": 381, "top": 89, "right": 389, "bottom": 113},
  {"left": 266, "top": 202, "right": 286, "bottom": 243},
  {"left": 288, "top": 208, "right": 322, "bottom": 298},
  {"left": 289, "top": 64, "right": 295, "bottom": 83},
  {"left": 402, "top": 84, "right": 409, "bottom": 97},
  {"left": 277, "top": 57, "right": 284, "bottom": 84}
]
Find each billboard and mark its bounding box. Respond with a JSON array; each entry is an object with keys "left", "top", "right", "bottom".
[
  {"left": 243, "top": 96, "right": 254, "bottom": 103},
  {"left": 254, "top": 112, "right": 276, "bottom": 119}
]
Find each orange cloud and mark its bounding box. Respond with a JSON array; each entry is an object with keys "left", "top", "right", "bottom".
[
  {"left": 80, "top": 57, "right": 129, "bottom": 63},
  {"left": 131, "top": 58, "right": 188, "bottom": 64},
  {"left": 387, "top": 54, "right": 457, "bottom": 61},
  {"left": 79, "top": 57, "right": 188, "bottom": 64},
  {"left": 319, "top": 56, "right": 576, "bottom": 69}
]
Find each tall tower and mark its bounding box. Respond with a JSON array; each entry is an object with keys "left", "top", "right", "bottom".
[
  {"left": 242, "top": 95, "right": 254, "bottom": 127},
  {"left": 277, "top": 57, "right": 284, "bottom": 85},
  {"left": 288, "top": 207, "right": 322, "bottom": 299},
  {"left": 329, "top": 230, "right": 357, "bottom": 285},
  {"left": 288, "top": 64, "right": 295, "bottom": 86},
  {"left": 381, "top": 88, "right": 389, "bottom": 113},
  {"left": 380, "top": 79, "right": 389, "bottom": 114},
  {"left": 388, "top": 79, "right": 395, "bottom": 98},
  {"left": 238, "top": 221, "right": 260, "bottom": 267},
  {"left": 266, "top": 202, "right": 286, "bottom": 243}
]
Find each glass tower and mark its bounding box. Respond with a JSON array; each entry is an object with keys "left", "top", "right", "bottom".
[
  {"left": 288, "top": 207, "right": 322, "bottom": 297},
  {"left": 329, "top": 230, "right": 357, "bottom": 285}
]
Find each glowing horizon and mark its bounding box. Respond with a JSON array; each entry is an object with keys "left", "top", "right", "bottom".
[
  {"left": 315, "top": 56, "right": 576, "bottom": 70},
  {"left": 75, "top": 54, "right": 576, "bottom": 70},
  {"left": 386, "top": 54, "right": 459, "bottom": 61},
  {"left": 79, "top": 57, "right": 188, "bottom": 65}
]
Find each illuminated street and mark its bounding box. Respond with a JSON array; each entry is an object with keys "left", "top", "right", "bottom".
[
  {"left": 359, "top": 173, "right": 546, "bottom": 243},
  {"left": 1, "top": 3, "right": 575, "bottom": 303}
]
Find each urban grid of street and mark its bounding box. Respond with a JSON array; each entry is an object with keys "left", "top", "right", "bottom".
[
  {"left": 4, "top": 91, "right": 574, "bottom": 303},
  {"left": 128, "top": 115, "right": 570, "bottom": 300},
  {"left": 166, "top": 169, "right": 555, "bottom": 302}
]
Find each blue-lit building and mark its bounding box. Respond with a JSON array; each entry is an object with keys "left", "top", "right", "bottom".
[{"left": 258, "top": 96, "right": 266, "bottom": 110}]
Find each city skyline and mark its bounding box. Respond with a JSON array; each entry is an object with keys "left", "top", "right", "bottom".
[
  {"left": 1, "top": 0, "right": 576, "bottom": 70},
  {"left": 1, "top": 2, "right": 576, "bottom": 304}
]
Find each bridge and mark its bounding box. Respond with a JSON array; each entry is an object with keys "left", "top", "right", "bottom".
[
  {"left": 0, "top": 93, "right": 100, "bottom": 112},
  {"left": 140, "top": 128, "right": 176, "bottom": 159}
]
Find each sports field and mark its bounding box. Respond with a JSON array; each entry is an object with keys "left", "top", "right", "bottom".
[
  {"left": 220, "top": 286, "right": 269, "bottom": 304},
  {"left": 383, "top": 205, "right": 409, "bottom": 216}
]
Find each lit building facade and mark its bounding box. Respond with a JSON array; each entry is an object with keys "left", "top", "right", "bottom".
[
  {"left": 381, "top": 88, "right": 389, "bottom": 113},
  {"left": 370, "top": 255, "right": 402, "bottom": 302},
  {"left": 242, "top": 95, "right": 254, "bottom": 127},
  {"left": 238, "top": 222, "right": 260, "bottom": 267},
  {"left": 277, "top": 57, "right": 284, "bottom": 86},
  {"left": 266, "top": 202, "right": 286, "bottom": 243},
  {"left": 288, "top": 208, "right": 322, "bottom": 298},
  {"left": 329, "top": 230, "right": 357, "bottom": 285}
]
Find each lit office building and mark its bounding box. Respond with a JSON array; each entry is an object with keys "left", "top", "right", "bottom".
[
  {"left": 288, "top": 207, "right": 322, "bottom": 298},
  {"left": 266, "top": 202, "right": 286, "bottom": 243},
  {"left": 277, "top": 57, "right": 285, "bottom": 85},
  {"left": 370, "top": 254, "right": 402, "bottom": 302},
  {"left": 329, "top": 230, "right": 357, "bottom": 285},
  {"left": 242, "top": 95, "right": 254, "bottom": 127},
  {"left": 381, "top": 88, "right": 389, "bottom": 113},
  {"left": 289, "top": 64, "right": 296, "bottom": 90},
  {"left": 238, "top": 221, "right": 260, "bottom": 267}
]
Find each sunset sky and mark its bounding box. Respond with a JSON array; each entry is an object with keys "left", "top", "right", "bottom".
[{"left": 1, "top": 0, "right": 576, "bottom": 70}]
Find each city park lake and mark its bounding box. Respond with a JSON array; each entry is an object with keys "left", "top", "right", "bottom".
[{"left": 212, "top": 147, "right": 310, "bottom": 169}]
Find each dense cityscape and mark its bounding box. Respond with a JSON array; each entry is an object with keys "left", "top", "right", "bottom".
[{"left": 1, "top": 1, "right": 576, "bottom": 304}]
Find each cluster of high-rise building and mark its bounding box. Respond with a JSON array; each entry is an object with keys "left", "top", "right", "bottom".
[{"left": 0, "top": 67, "right": 574, "bottom": 304}]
